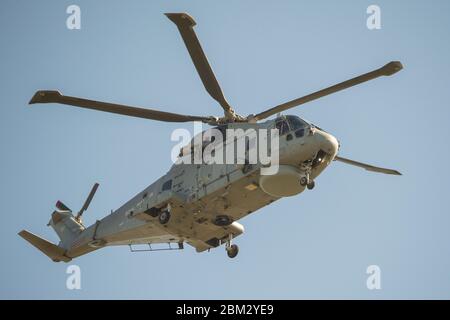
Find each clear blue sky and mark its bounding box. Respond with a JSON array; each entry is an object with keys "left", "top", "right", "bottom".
[{"left": 1, "top": 0, "right": 450, "bottom": 299}]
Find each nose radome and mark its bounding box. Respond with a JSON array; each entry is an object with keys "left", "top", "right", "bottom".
[{"left": 319, "top": 131, "right": 339, "bottom": 158}]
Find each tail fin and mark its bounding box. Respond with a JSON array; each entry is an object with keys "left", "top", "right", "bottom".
[
  {"left": 20, "top": 184, "right": 98, "bottom": 262},
  {"left": 18, "top": 230, "right": 71, "bottom": 262}
]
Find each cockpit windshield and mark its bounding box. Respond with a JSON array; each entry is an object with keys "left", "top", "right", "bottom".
[
  {"left": 275, "top": 118, "right": 290, "bottom": 135},
  {"left": 286, "top": 115, "right": 308, "bottom": 130}
]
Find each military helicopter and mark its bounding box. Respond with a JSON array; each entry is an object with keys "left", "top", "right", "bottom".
[{"left": 19, "top": 13, "right": 402, "bottom": 262}]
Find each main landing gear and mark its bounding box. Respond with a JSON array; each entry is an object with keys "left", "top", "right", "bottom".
[
  {"left": 158, "top": 204, "right": 171, "bottom": 225},
  {"left": 158, "top": 209, "right": 171, "bottom": 225},
  {"left": 144, "top": 206, "right": 171, "bottom": 224},
  {"left": 225, "top": 234, "right": 239, "bottom": 259}
]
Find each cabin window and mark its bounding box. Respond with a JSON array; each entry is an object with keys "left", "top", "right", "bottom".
[
  {"left": 162, "top": 180, "right": 172, "bottom": 191},
  {"left": 295, "top": 129, "right": 305, "bottom": 138}
]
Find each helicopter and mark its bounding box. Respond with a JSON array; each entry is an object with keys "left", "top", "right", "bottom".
[{"left": 19, "top": 13, "right": 402, "bottom": 261}]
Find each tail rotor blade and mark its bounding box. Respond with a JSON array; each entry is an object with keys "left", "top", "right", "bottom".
[
  {"left": 55, "top": 200, "right": 71, "bottom": 212},
  {"left": 77, "top": 183, "right": 99, "bottom": 219}
]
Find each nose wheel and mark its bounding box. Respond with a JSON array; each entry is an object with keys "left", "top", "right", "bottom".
[
  {"left": 300, "top": 176, "right": 308, "bottom": 186},
  {"left": 299, "top": 171, "right": 315, "bottom": 190},
  {"left": 299, "top": 162, "right": 314, "bottom": 189},
  {"left": 225, "top": 234, "right": 239, "bottom": 258}
]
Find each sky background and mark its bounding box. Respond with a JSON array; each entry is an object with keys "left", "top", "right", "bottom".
[{"left": 1, "top": 0, "right": 450, "bottom": 299}]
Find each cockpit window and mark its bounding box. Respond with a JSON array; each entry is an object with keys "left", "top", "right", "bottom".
[
  {"left": 287, "top": 116, "right": 307, "bottom": 130},
  {"left": 275, "top": 119, "right": 289, "bottom": 135}
]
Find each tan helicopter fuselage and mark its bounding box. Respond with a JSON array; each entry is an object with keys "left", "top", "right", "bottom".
[{"left": 64, "top": 115, "right": 339, "bottom": 259}]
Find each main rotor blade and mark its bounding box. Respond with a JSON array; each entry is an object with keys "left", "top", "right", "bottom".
[
  {"left": 29, "top": 90, "right": 216, "bottom": 124},
  {"left": 254, "top": 61, "right": 403, "bottom": 121},
  {"left": 77, "top": 183, "right": 99, "bottom": 218},
  {"left": 165, "top": 13, "right": 235, "bottom": 118},
  {"left": 335, "top": 156, "right": 402, "bottom": 175}
]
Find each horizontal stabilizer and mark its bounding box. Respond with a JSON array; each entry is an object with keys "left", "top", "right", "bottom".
[{"left": 18, "top": 230, "right": 71, "bottom": 262}]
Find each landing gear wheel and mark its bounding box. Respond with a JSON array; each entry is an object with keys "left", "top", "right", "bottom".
[
  {"left": 214, "top": 215, "right": 233, "bottom": 226},
  {"left": 144, "top": 207, "right": 160, "bottom": 218},
  {"left": 300, "top": 176, "right": 308, "bottom": 187},
  {"left": 307, "top": 180, "right": 315, "bottom": 190},
  {"left": 226, "top": 244, "right": 239, "bottom": 258},
  {"left": 158, "top": 210, "right": 171, "bottom": 225}
]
